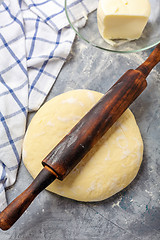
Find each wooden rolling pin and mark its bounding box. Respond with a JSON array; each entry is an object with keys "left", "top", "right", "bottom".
[{"left": 0, "top": 43, "right": 160, "bottom": 231}]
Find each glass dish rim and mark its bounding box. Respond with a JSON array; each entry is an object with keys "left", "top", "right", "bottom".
[{"left": 64, "top": 0, "right": 160, "bottom": 53}]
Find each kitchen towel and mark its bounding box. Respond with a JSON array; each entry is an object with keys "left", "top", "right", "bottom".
[{"left": 0, "top": 0, "right": 97, "bottom": 211}]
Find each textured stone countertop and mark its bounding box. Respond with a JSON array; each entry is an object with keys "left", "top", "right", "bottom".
[{"left": 0, "top": 14, "right": 160, "bottom": 240}]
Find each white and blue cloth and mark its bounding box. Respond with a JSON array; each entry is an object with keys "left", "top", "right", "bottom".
[{"left": 0, "top": 0, "right": 97, "bottom": 211}]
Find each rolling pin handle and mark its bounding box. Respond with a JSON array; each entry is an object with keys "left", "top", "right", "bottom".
[
  {"left": 136, "top": 43, "right": 160, "bottom": 77},
  {"left": 0, "top": 166, "right": 56, "bottom": 230}
]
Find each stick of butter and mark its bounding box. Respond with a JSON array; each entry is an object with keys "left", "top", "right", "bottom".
[{"left": 97, "top": 0, "right": 151, "bottom": 41}]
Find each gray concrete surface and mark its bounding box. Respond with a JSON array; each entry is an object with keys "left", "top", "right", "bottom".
[{"left": 0, "top": 1, "right": 160, "bottom": 239}]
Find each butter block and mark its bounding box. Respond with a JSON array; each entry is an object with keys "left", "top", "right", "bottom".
[{"left": 97, "top": 0, "right": 151, "bottom": 41}]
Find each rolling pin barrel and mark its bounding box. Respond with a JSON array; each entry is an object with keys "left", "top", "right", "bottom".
[{"left": 42, "top": 69, "right": 147, "bottom": 180}]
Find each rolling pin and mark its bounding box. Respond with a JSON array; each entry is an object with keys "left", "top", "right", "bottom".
[{"left": 0, "top": 43, "right": 160, "bottom": 231}]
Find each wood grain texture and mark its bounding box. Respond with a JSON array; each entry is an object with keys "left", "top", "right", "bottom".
[{"left": 42, "top": 69, "right": 147, "bottom": 180}]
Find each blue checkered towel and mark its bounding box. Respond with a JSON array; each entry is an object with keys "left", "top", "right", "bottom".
[{"left": 0, "top": 0, "right": 97, "bottom": 211}]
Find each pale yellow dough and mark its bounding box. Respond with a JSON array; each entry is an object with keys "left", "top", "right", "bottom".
[{"left": 23, "top": 89, "right": 143, "bottom": 202}]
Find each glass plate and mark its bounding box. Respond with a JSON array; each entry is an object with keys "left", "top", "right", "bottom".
[{"left": 65, "top": 0, "right": 160, "bottom": 53}]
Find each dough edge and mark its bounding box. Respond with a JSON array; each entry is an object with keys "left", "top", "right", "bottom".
[{"left": 23, "top": 89, "right": 143, "bottom": 202}]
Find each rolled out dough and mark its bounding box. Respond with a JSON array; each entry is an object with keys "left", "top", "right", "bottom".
[{"left": 23, "top": 89, "right": 143, "bottom": 202}]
